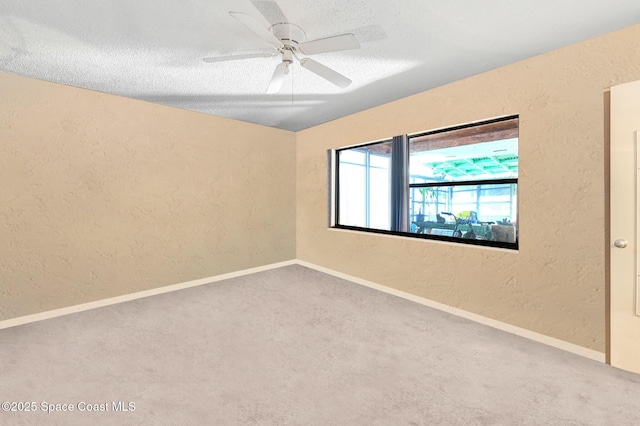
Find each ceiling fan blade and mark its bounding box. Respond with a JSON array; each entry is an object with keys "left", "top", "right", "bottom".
[
  {"left": 229, "top": 12, "right": 284, "bottom": 49},
  {"left": 300, "top": 58, "right": 352, "bottom": 89},
  {"left": 249, "top": 0, "right": 288, "bottom": 25},
  {"left": 267, "top": 62, "right": 289, "bottom": 93},
  {"left": 299, "top": 33, "right": 360, "bottom": 55},
  {"left": 203, "top": 52, "right": 277, "bottom": 63}
]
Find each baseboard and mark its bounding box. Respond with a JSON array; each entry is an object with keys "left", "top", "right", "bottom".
[
  {"left": 0, "top": 258, "right": 607, "bottom": 364},
  {"left": 295, "top": 260, "right": 606, "bottom": 363},
  {"left": 0, "top": 259, "right": 297, "bottom": 331}
]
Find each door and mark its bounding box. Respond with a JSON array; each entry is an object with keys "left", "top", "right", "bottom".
[{"left": 610, "top": 79, "right": 640, "bottom": 374}]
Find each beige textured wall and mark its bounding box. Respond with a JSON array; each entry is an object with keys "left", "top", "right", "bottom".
[
  {"left": 297, "top": 24, "right": 640, "bottom": 352},
  {"left": 0, "top": 73, "right": 296, "bottom": 321}
]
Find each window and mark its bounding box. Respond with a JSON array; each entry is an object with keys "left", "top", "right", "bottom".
[
  {"left": 337, "top": 140, "right": 392, "bottom": 230},
  {"left": 333, "top": 116, "right": 519, "bottom": 249}
]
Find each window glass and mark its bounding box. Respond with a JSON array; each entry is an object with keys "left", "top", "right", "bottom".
[
  {"left": 409, "top": 138, "right": 518, "bottom": 182},
  {"left": 333, "top": 116, "right": 519, "bottom": 249},
  {"left": 337, "top": 141, "right": 392, "bottom": 230},
  {"left": 410, "top": 183, "right": 517, "bottom": 242},
  {"left": 408, "top": 118, "right": 518, "bottom": 245}
]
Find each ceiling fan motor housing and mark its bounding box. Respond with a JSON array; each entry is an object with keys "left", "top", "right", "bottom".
[{"left": 270, "top": 23, "right": 306, "bottom": 51}]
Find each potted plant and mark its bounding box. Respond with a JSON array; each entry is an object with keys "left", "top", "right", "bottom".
[{"left": 418, "top": 187, "right": 436, "bottom": 221}]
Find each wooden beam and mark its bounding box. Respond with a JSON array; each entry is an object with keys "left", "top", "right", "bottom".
[
  {"left": 348, "top": 117, "right": 519, "bottom": 156},
  {"left": 356, "top": 141, "right": 393, "bottom": 156},
  {"left": 409, "top": 118, "right": 519, "bottom": 152}
]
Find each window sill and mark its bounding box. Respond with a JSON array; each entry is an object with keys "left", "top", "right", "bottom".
[{"left": 329, "top": 225, "right": 519, "bottom": 251}]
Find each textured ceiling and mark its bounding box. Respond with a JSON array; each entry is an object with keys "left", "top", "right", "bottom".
[{"left": 1, "top": 1, "right": 639, "bottom": 131}]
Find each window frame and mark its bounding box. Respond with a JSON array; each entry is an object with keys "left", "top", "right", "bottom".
[{"left": 331, "top": 115, "right": 519, "bottom": 250}]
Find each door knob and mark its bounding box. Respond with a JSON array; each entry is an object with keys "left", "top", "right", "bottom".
[{"left": 614, "top": 239, "right": 628, "bottom": 248}]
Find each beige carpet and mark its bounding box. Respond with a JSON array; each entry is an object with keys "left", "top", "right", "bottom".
[{"left": 0, "top": 265, "right": 638, "bottom": 425}]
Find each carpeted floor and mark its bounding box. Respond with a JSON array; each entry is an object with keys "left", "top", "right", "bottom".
[{"left": 0, "top": 265, "right": 638, "bottom": 425}]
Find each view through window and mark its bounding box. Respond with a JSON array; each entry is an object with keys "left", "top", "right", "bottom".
[
  {"left": 337, "top": 141, "right": 392, "bottom": 230},
  {"left": 334, "top": 116, "right": 519, "bottom": 249}
]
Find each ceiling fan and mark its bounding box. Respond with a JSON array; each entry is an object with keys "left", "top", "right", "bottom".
[{"left": 202, "top": 12, "right": 361, "bottom": 93}]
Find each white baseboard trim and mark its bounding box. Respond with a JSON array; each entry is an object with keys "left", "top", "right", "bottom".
[
  {"left": 0, "top": 258, "right": 606, "bottom": 364},
  {"left": 0, "top": 259, "right": 297, "bottom": 331},
  {"left": 295, "top": 260, "right": 606, "bottom": 363}
]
